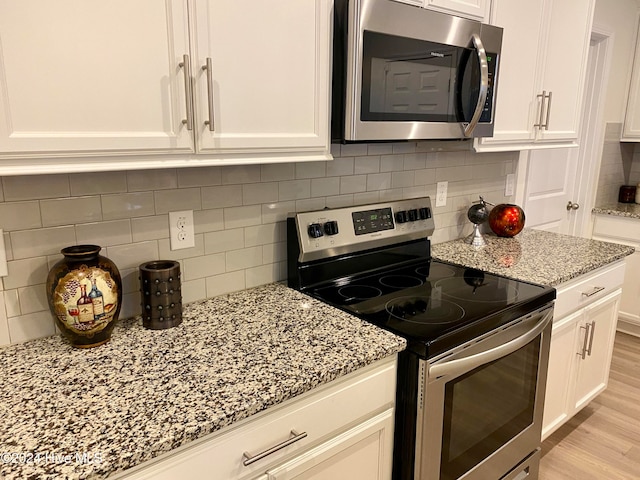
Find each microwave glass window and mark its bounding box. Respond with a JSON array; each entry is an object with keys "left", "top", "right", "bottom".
[
  {"left": 439, "top": 337, "right": 540, "bottom": 480},
  {"left": 361, "top": 31, "right": 486, "bottom": 123}
]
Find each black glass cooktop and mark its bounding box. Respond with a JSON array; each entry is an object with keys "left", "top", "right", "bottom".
[{"left": 307, "top": 260, "right": 555, "bottom": 358}]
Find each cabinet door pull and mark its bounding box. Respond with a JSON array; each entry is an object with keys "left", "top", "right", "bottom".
[
  {"left": 202, "top": 57, "right": 215, "bottom": 131},
  {"left": 534, "top": 91, "right": 547, "bottom": 128},
  {"left": 542, "top": 91, "right": 552, "bottom": 129},
  {"left": 178, "top": 54, "right": 194, "bottom": 131},
  {"left": 242, "top": 429, "right": 307, "bottom": 466},
  {"left": 581, "top": 286, "right": 605, "bottom": 297},
  {"left": 579, "top": 322, "right": 591, "bottom": 360},
  {"left": 586, "top": 321, "right": 596, "bottom": 356}
]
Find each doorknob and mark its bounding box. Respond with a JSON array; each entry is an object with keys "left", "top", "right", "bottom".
[{"left": 566, "top": 201, "right": 580, "bottom": 211}]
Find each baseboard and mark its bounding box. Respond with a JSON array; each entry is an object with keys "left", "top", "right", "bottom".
[{"left": 617, "top": 313, "right": 640, "bottom": 338}]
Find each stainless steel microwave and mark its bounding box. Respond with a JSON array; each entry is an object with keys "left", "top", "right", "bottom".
[{"left": 332, "top": 0, "right": 503, "bottom": 142}]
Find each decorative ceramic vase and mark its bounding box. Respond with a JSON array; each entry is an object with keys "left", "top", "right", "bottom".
[
  {"left": 46, "top": 245, "right": 122, "bottom": 348},
  {"left": 488, "top": 204, "right": 526, "bottom": 237}
]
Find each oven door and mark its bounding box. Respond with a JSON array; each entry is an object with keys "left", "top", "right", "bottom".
[{"left": 415, "top": 306, "right": 553, "bottom": 480}]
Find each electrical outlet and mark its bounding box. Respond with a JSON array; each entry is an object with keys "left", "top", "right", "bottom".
[
  {"left": 436, "top": 181, "right": 448, "bottom": 207},
  {"left": 169, "top": 210, "right": 195, "bottom": 250},
  {"left": 505, "top": 173, "right": 516, "bottom": 197}
]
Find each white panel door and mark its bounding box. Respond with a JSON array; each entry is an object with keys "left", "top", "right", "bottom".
[
  {"left": 191, "top": 0, "right": 331, "bottom": 155},
  {"left": 474, "top": 0, "right": 545, "bottom": 149},
  {"left": 0, "top": 0, "right": 193, "bottom": 157},
  {"left": 521, "top": 148, "right": 579, "bottom": 233},
  {"left": 536, "top": 0, "right": 594, "bottom": 142}
]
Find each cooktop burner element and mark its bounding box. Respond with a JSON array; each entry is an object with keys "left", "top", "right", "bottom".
[
  {"left": 415, "top": 263, "right": 457, "bottom": 279},
  {"left": 337, "top": 285, "right": 382, "bottom": 303},
  {"left": 434, "top": 276, "right": 520, "bottom": 303},
  {"left": 385, "top": 296, "right": 465, "bottom": 324},
  {"left": 379, "top": 275, "right": 424, "bottom": 289}
]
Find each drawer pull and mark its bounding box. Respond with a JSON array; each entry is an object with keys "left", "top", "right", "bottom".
[
  {"left": 242, "top": 429, "right": 307, "bottom": 466},
  {"left": 579, "top": 323, "right": 591, "bottom": 360},
  {"left": 581, "top": 286, "right": 605, "bottom": 298}
]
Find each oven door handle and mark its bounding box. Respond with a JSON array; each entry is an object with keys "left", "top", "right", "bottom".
[
  {"left": 429, "top": 309, "right": 553, "bottom": 380},
  {"left": 462, "top": 33, "right": 489, "bottom": 138}
]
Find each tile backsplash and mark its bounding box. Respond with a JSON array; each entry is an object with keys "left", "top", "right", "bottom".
[
  {"left": 595, "top": 122, "right": 635, "bottom": 205},
  {"left": 0, "top": 143, "right": 516, "bottom": 345}
]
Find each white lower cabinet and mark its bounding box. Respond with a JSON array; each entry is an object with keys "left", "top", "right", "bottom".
[
  {"left": 541, "top": 262, "right": 624, "bottom": 440},
  {"left": 114, "top": 356, "right": 397, "bottom": 480}
]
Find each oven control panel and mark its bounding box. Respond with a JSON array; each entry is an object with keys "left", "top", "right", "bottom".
[{"left": 289, "top": 197, "right": 435, "bottom": 262}]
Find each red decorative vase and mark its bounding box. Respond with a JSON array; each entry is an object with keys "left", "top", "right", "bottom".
[
  {"left": 46, "top": 245, "right": 122, "bottom": 348},
  {"left": 488, "top": 204, "right": 525, "bottom": 237}
]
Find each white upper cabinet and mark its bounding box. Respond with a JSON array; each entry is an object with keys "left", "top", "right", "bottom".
[
  {"left": 0, "top": 0, "right": 332, "bottom": 175},
  {"left": 622, "top": 16, "right": 640, "bottom": 140},
  {"left": 475, "top": 0, "right": 595, "bottom": 152},
  {"left": 391, "top": 0, "right": 491, "bottom": 22},
  {"left": 191, "top": 0, "right": 331, "bottom": 156},
  {"left": 0, "top": 1, "right": 193, "bottom": 157}
]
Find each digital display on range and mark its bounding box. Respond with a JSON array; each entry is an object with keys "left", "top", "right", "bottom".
[{"left": 352, "top": 208, "right": 394, "bottom": 235}]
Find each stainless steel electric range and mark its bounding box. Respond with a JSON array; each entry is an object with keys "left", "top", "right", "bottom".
[{"left": 287, "top": 197, "right": 556, "bottom": 480}]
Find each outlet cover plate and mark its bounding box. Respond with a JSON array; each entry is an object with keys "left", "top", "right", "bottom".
[
  {"left": 169, "top": 210, "right": 195, "bottom": 250},
  {"left": 436, "top": 181, "right": 448, "bottom": 207}
]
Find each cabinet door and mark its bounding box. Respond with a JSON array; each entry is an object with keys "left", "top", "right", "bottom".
[
  {"left": 572, "top": 290, "right": 620, "bottom": 412},
  {"left": 623, "top": 20, "right": 640, "bottom": 140},
  {"left": 542, "top": 311, "right": 579, "bottom": 441},
  {"left": 619, "top": 251, "right": 640, "bottom": 325},
  {"left": 535, "top": 0, "right": 594, "bottom": 142},
  {"left": 425, "top": 0, "right": 490, "bottom": 21},
  {"left": 474, "top": 0, "right": 544, "bottom": 150},
  {"left": 0, "top": 1, "right": 194, "bottom": 157},
  {"left": 265, "top": 409, "right": 394, "bottom": 480},
  {"left": 191, "top": 0, "right": 331, "bottom": 156}
]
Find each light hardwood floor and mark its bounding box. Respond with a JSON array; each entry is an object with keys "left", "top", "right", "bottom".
[{"left": 539, "top": 332, "right": 640, "bottom": 480}]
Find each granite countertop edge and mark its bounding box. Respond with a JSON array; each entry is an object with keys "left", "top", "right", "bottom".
[
  {"left": 0, "top": 283, "right": 406, "bottom": 480},
  {"left": 592, "top": 203, "right": 640, "bottom": 219}
]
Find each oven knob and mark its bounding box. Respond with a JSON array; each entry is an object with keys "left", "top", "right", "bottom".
[
  {"left": 419, "top": 207, "right": 431, "bottom": 219},
  {"left": 408, "top": 209, "right": 418, "bottom": 222},
  {"left": 307, "top": 223, "right": 324, "bottom": 238},
  {"left": 324, "top": 220, "right": 339, "bottom": 236},
  {"left": 395, "top": 210, "right": 408, "bottom": 224}
]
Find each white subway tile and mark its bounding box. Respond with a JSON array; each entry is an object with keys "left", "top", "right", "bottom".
[
  {"left": 76, "top": 220, "right": 132, "bottom": 247},
  {"left": 326, "top": 158, "right": 354, "bottom": 177},
  {"left": 224, "top": 205, "right": 262, "bottom": 229},
  {"left": 279, "top": 180, "right": 311, "bottom": 201},
  {"left": 127, "top": 169, "right": 177, "bottom": 191},
  {"left": 354, "top": 191, "right": 380, "bottom": 205},
  {"left": 244, "top": 223, "right": 283, "bottom": 247},
  {"left": 379, "top": 189, "right": 404, "bottom": 202},
  {"left": 226, "top": 246, "right": 263, "bottom": 271},
  {"left": 403, "top": 185, "right": 429, "bottom": 199},
  {"left": 194, "top": 209, "right": 224, "bottom": 233},
  {"left": 340, "top": 144, "right": 368, "bottom": 157},
  {"left": 367, "top": 144, "right": 393, "bottom": 156},
  {"left": 414, "top": 168, "right": 436, "bottom": 186},
  {"left": 70, "top": 171, "right": 127, "bottom": 195},
  {"left": 0, "top": 180, "right": 4, "bottom": 202},
  {"left": 177, "top": 166, "right": 222, "bottom": 187},
  {"left": 392, "top": 142, "right": 416, "bottom": 154},
  {"left": 11, "top": 226, "right": 77, "bottom": 260},
  {"left": 295, "top": 162, "right": 326, "bottom": 179},
  {"left": 131, "top": 215, "right": 170, "bottom": 242},
  {"left": 262, "top": 201, "right": 295, "bottom": 224},
  {"left": 206, "top": 271, "right": 245, "bottom": 298},
  {"left": 403, "top": 153, "right": 427, "bottom": 170},
  {"left": 182, "top": 278, "right": 207, "bottom": 304},
  {"left": 340, "top": 175, "right": 367, "bottom": 194},
  {"left": 2, "top": 232, "right": 12, "bottom": 261},
  {"left": 0, "top": 201, "right": 42, "bottom": 231},
  {"left": 157, "top": 235, "right": 205, "bottom": 260},
  {"left": 330, "top": 143, "right": 342, "bottom": 157},
  {"left": 101, "top": 192, "right": 155, "bottom": 220},
  {"left": 296, "top": 198, "right": 326, "bottom": 212},
  {"left": 263, "top": 242, "right": 287, "bottom": 264},
  {"left": 261, "top": 163, "right": 296, "bottom": 182},
  {"left": 0, "top": 294, "right": 9, "bottom": 346},
  {"left": 366, "top": 173, "right": 392, "bottom": 192},
  {"left": 120, "top": 267, "right": 141, "bottom": 295},
  {"left": 380, "top": 155, "right": 404, "bottom": 172},
  {"left": 154, "top": 188, "right": 201, "bottom": 215},
  {"left": 201, "top": 185, "right": 243, "bottom": 209},
  {"left": 311, "top": 177, "right": 340, "bottom": 197},
  {"left": 326, "top": 194, "right": 354, "bottom": 208},
  {"left": 41, "top": 196, "right": 102, "bottom": 227},
  {"left": 183, "top": 253, "right": 225, "bottom": 280},
  {"left": 243, "top": 182, "right": 279, "bottom": 205},
  {"left": 8, "top": 310, "right": 56, "bottom": 343},
  {"left": 221, "top": 165, "right": 261, "bottom": 184},
  {"left": 4, "top": 257, "right": 49, "bottom": 290},
  {"left": 4, "top": 289, "right": 21, "bottom": 317},
  {"left": 107, "top": 241, "right": 159, "bottom": 271},
  {"left": 119, "top": 292, "right": 141, "bottom": 321},
  {"left": 2, "top": 175, "right": 70, "bottom": 201},
  {"left": 245, "top": 264, "right": 281, "bottom": 289},
  {"left": 204, "top": 228, "right": 244, "bottom": 254},
  {"left": 18, "top": 284, "right": 48, "bottom": 315},
  {"left": 391, "top": 171, "right": 415, "bottom": 188},
  {"left": 435, "top": 166, "right": 473, "bottom": 182},
  {"left": 354, "top": 156, "right": 380, "bottom": 174}
]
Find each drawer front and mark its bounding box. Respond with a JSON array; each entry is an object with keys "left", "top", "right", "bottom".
[
  {"left": 554, "top": 261, "right": 626, "bottom": 319},
  {"left": 119, "top": 356, "right": 397, "bottom": 480}
]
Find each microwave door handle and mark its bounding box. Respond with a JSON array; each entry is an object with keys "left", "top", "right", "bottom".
[
  {"left": 462, "top": 34, "right": 489, "bottom": 137},
  {"left": 428, "top": 309, "right": 553, "bottom": 380}
]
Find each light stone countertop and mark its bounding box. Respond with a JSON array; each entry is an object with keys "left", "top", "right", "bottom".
[
  {"left": 592, "top": 202, "right": 640, "bottom": 219},
  {"left": 432, "top": 229, "right": 635, "bottom": 287},
  {"left": 0, "top": 283, "right": 405, "bottom": 480}
]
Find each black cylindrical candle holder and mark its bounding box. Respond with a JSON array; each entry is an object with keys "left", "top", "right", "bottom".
[{"left": 139, "top": 260, "right": 182, "bottom": 330}]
